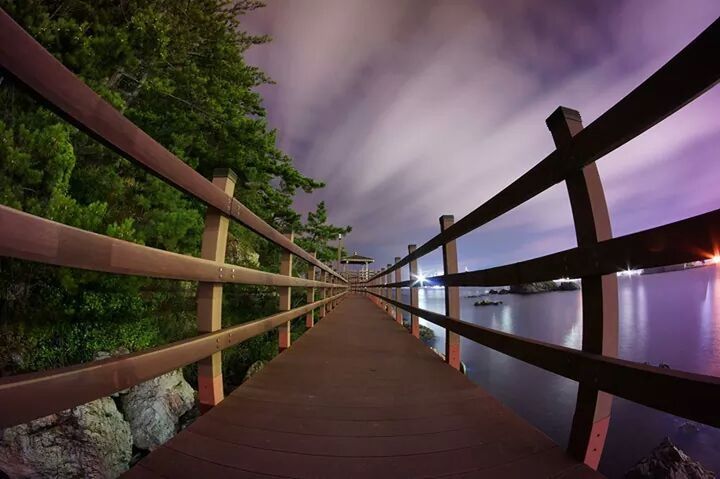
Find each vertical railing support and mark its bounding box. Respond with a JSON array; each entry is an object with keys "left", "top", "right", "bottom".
[
  {"left": 408, "top": 244, "right": 420, "bottom": 338},
  {"left": 386, "top": 263, "right": 391, "bottom": 315},
  {"left": 394, "top": 257, "right": 402, "bottom": 324},
  {"left": 320, "top": 271, "right": 328, "bottom": 319},
  {"left": 440, "top": 215, "right": 461, "bottom": 370},
  {"left": 306, "top": 253, "right": 316, "bottom": 328},
  {"left": 197, "top": 168, "right": 237, "bottom": 413},
  {"left": 278, "top": 231, "right": 294, "bottom": 353},
  {"left": 379, "top": 267, "right": 386, "bottom": 310},
  {"left": 547, "top": 106, "right": 618, "bottom": 470}
]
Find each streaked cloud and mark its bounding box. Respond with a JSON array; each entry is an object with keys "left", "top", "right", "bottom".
[{"left": 244, "top": 0, "right": 720, "bottom": 272}]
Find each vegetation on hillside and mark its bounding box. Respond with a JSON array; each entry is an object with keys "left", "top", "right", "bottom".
[{"left": 0, "top": 0, "right": 350, "bottom": 390}]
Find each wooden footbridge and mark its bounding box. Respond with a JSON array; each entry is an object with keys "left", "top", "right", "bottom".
[{"left": 1, "top": 10, "right": 719, "bottom": 478}]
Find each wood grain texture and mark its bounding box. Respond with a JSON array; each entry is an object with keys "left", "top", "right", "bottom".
[
  {"left": 127, "top": 294, "right": 600, "bottom": 478},
  {"left": 0, "top": 9, "right": 345, "bottom": 282}
]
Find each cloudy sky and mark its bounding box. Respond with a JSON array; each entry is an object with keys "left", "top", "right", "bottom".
[{"left": 244, "top": 1, "right": 720, "bottom": 276}]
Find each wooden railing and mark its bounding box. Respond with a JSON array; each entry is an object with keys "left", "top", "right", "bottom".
[
  {"left": 0, "top": 10, "right": 348, "bottom": 428},
  {"left": 363, "top": 18, "right": 720, "bottom": 470}
]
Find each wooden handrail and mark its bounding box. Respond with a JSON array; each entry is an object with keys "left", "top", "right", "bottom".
[
  {"left": 368, "top": 18, "right": 720, "bottom": 282},
  {"left": 360, "top": 19, "right": 720, "bottom": 468},
  {"left": 0, "top": 8, "right": 351, "bottom": 427},
  {"left": 0, "top": 205, "right": 339, "bottom": 289},
  {"left": 0, "top": 292, "right": 346, "bottom": 428},
  {"left": 0, "top": 9, "right": 345, "bottom": 283},
  {"left": 367, "top": 291, "right": 720, "bottom": 428},
  {"left": 0, "top": 6, "right": 718, "bottom": 469},
  {"left": 381, "top": 207, "right": 720, "bottom": 288}
]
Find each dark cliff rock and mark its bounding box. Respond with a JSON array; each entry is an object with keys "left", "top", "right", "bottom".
[
  {"left": 625, "top": 438, "right": 715, "bottom": 479},
  {"left": 509, "top": 280, "right": 580, "bottom": 294}
]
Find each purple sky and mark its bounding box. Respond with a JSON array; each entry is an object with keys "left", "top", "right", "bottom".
[{"left": 244, "top": 1, "right": 720, "bottom": 277}]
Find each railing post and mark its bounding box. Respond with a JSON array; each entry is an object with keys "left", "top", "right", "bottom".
[
  {"left": 385, "top": 264, "right": 392, "bottom": 314},
  {"left": 327, "top": 272, "right": 333, "bottom": 312},
  {"left": 394, "top": 257, "right": 402, "bottom": 324},
  {"left": 320, "top": 271, "right": 330, "bottom": 318},
  {"left": 331, "top": 270, "right": 337, "bottom": 309},
  {"left": 326, "top": 270, "right": 332, "bottom": 313},
  {"left": 319, "top": 271, "right": 326, "bottom": 318},
  {"left": 197, "top": 168, "right": 237, "bottom": 413},
  {"left": 306, "top": 253, "right": 316, "bottom": 328},
  {"left": 547, "top": 106, "right": 619, "bottom": 470},
  {"left": 379, "top": 267, "right": 386, "bottom": 309},
  {"left": 440, "top": 215, "right": 461, "bottom": 370},
  {"left": 278, "top": 231, "right": 294, "bottom": 353},
  {"left": 408, "top": 244, "right": 420, "bottom": 338}
]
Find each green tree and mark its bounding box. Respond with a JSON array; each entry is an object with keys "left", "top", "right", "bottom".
[
  {"left": 0, "top": 0, "right": 351, "bottom": 377},
  {"left": 298, "top": 202, "right": 352, "bottom": 265}
]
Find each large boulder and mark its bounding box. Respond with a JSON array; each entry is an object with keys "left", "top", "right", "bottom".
[
  {"left": 0, "top": 397, "right": 132, "bottom": 479},
  {"left": 121, "top": 369, "right": 194, "bottom": 450},
  {"left": 626, "top": 437, "right": 715, "bottom": 479}
]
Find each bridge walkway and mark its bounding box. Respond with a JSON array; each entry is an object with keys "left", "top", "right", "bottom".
[{"left": 126, "top": 294, "right": 600, "bottom": 478}]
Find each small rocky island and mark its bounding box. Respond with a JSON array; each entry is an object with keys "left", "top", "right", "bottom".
[
  {"left": 509, "top": 280, "right": 580, "bottom": 294},
  {"left": 466, "top": 280, "right": 580, "bottom": 298}
]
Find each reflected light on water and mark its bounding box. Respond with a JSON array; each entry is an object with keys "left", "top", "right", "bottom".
[
  {"left": 562, "top": 298, "right": 583, "bottom": 348},
  {"left": 701, "top": 267, "right": 720, "bottom": 376},
  {"left": 500, "top": 304, "right": 513, "bottom": 335}
]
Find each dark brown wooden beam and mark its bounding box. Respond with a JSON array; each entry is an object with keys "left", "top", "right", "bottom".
[
  {"left": 381, "top": 207, "right": 720, "bottom": 288},
  {"left": 0, "top": 292, "right": 346, "bottom": 428},
  {"left": 0, "top": 206, "right": 340, "bottom": 289},
  {"left": 0, "top": 9, "right": 344, "bottom": 283},
  {"left": 368, "top": 291, "right": 720, "bottom": 428},
  {"left": 368, "top": 18, "right": 719, "bottom": 282}
]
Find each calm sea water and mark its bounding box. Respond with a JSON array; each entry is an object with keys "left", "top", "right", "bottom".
[{"left": 399, "top": 265, "right": 720, "bottom": 478}]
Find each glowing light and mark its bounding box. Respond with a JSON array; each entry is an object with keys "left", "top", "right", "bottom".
[
  {"left": 412, "top": 272, "right": 428, "bottom": 286},
  {"left": 618, "top": 268, "right": 643, "bottom": 277},
  {"left": 713, "top": 255, "right": 720, "bottom": 264}
]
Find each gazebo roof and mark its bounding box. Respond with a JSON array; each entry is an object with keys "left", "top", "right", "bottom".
[{"left": 341, "top": 252, "right": 374, "bottom": 264}]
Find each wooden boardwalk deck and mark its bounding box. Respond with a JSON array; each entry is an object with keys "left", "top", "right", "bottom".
[{"left": 125, "top": 294, "right": 602, "bottom": 478}]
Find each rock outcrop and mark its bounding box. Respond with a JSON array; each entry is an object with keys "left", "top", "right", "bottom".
[
  {"left": 243, "top": 360, "right": 266, "bottom": 383},
  {"left": 419, "top": 325, "right": 435, "bottom": 343},
  {"left": 509, "top": 280, "right": 579, "bottom": 294},
  {"left": 0, "top": 398, "right": 132, "bottom": 479},
  {"left": 121, "top": 369, "right": 194, "bottom": 450},
  {"left": 625, "top": 438, "right": 715, "bottom": 479}
]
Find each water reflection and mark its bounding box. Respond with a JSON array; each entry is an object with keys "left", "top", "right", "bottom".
[
  {"left": 701, "top": 267, "right": 720, "bottom": 376},
  {"left": 402, "top": 267, "right": 720, "bottom": 478}
]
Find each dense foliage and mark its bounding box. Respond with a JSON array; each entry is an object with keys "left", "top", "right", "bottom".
[{"left": 0, "top": 0, "right": 350, "bottom": 388}]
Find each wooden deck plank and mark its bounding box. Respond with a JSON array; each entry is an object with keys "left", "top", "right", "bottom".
[{"left": 126, "top": 294, "right": 603, "bottom": 478}]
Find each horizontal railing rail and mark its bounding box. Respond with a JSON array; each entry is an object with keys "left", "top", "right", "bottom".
[
  {"left": 0, "top": 292, "right": 345, "bottom": 428},
  {"left": 367, "top": 291, "right": 720, "bottom": 428},
  {"left": 367, "top": 18, "right": 719, "bottom": 282},
  {"left": 0, "top": 7, "right": 349, "bottom": 427},
  {"left": 0, "top": 206, "right": 338, "bottom": 289},
  {"left": 0, "top": 9, "right": 345, "bottom": 283},
  {"left": 382, "top": 207, "right": 720, "bottom": 288},
  {"left": 362, "top": 18, "right": 719, "bottom": 469}
]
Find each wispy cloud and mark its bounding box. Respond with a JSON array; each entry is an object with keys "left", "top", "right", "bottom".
[{"left": 244, "top": 0, "right": 720, "bottom": 272}]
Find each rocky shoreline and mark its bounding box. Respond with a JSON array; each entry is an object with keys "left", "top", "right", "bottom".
[
  {"left": 466, "top": 280, "right": 580, "bottom": 298},
  {"left": 626, "top": 437, "right": 715, "bottom": 478},
  {"left": 0, "top": 349, "right": 195, "bottom": 478}
]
